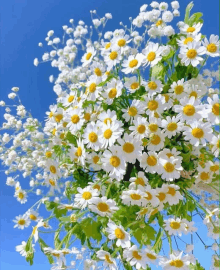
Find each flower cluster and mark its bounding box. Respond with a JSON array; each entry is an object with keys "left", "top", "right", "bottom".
[{"left": 0, "top": 1, "right": 219, "bottom": 269}]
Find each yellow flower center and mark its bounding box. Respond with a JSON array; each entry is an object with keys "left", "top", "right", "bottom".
[
  {"left": 105, "top": 255, "right": 114, "bottom": 264},
  {"left": 167, "top": 187, "right": 176, "bottom": 196},
  {"left": 84, "top": 113, "right": 91, "bottom": 121},
  {"left": 118, "top": 39, "right": 126, "bottom": 47},
  {"left": 151, "top": 134, "right": 161, "bottom": 145},
  {"left": 167, "top": 122, "right": 177, "bottom": 132},
  {"left": 148, "top": 81, "right": 158, "bottom": 90},
  {"left": 89, "top": 83, "right": 97, "bottom": 93},
  {"left": 137, "top": 124, "right": 146, "bottom": 134},
  {"left": 50, "top": 165, "right": 57, "bottom": 174},
  {"left": 214, "top": 259, "right": 220, "bottom": 267},
  {"left": 147, "top": 52, "right": 156, "bottom": 62},
  {"left": 148, "top": 100, "right": 159, "bottom": 111},
  {"left": 94, "top": 68, "right": 102, "bottom": 76},
  {"left": 200, "top": 172, "right": 209, "bottom": 181},
  {"left": 49, "top": 111, "right": 53, "bottom": 118},
  {"left": 75, "top": 147, "right": 82, "bottom": 157},
  {"left": 130, "top": 82, "right": 139, "bottom": 90},
  {"left": 148, "top": 123, "right": 158, "bottom": 132},
  {"left": 130, "top": 193, "right": 141, "bottom": 200},
  {"left": 174, "top": 85, "right": 184, "bottom": 95},
  {"left": 170, "top": 221, "right": 181, "bottom": 229},
  {"left": 109, "top": 51, "right": 118, "bottom": 60},
  {"left": 105, "top": 43, "right": 111, "bottom": 49},
  {"left": 145, "top": 192, "right": 153, "bottom": 200},
  {"left": 163, "top": 162, "right": 175, "bottom": 173},
  {"left": 129, "top": 59, "right": 138, "bottom": 68},
  {"left": 207, "top": 43, "right": 217, "bottom": 53},
  {"left": 30, "top": 214, "right": 37, "bottom": 220},
  {"left": 210, "top": 164, "right": 219, "bottom": 172},
  {"left": 55, "top": 114, "right": 63, "bottom": 122},
  {"left": 18, "top": 219, "right": 25, "bottom": 225},
  {"left": 191, "top": 128, "right": 204, "bottom": 138},
  {"left": 128, "top": 106, "right": 138, "bottom": 116},
  {"left": 187, "top": 49, "right": 197, "bottom": 59},
  {"left": 183, "top": 105, "right": 195, "bottom": 116},
  {"left": 45, "top": 151, "right": 52, "bottom": 158},
  {"left": 157, "top": 192, "right": 166, "bottom": 201},
  {"left": 108, "top": 88, "right": 117, "bottom": 98},
  {"left": 110, "top": 156, "right": 121, "bottom": 167},
  {"left": 68, "top": 95, "right": 74, "bottom": 103},
  {"left": 189, "top": 91, "right": 197, "bottom": 98},
  {"left": 184, "top": 36, "right": 194, "bottom": 45},
  {"left": 114, "top": 228, "right": 125, "bottom": 239},
  {"left": 86, "top": 52, "right": 92, "bottom": 60},
  {"left": 163, "top": 94, "right": 170, "bottom": 102},
  {"left": 104, "top": 118, "right": 112, "bottom": 124},
  {"left": 71, "top": 114, "right": 80, "bottom": 123},
  {"left": 187, "top": 26, "right": 195, "bottom": 33},
  {"left": 49, "top": 179, "right": 56, "bottom": 186},
  {"left": 89, "top": 132, "right": 98, "bottom": 143},
  {"left": 146, "top": 253, "right": 157, "bottom": 260},
  {"left": 104, "top": 129, "right": 113, "bottom": 139},
  {"left": 93, "top": 156, "right": 100, "bottom": 164},
  {"left": 147, "top": 155, "right": 157, "bottom": 166},
  {"left": 97, "top": 202, "right": 109, "bottom": 212},
  {"left": 213, "top": 227, "right": 219, "bottom": 234},
  {"left": 82, "top": 191, "right": 92, "bottom": 200},
  {"left": 132, "top": 251, "right": 142, "bottom": 260},
  {"left": 212, "top": 103, "right": 219, "bottom": 116},
  {"left": 170, "top": 259, "right": 184, "bottom": 268},
  {"left": 123, "top": 143, "right": 134, "bottom": 153},
  {"left": 135, "top": 177, "right": 145, "bottom": 186},
  {"left": 156, "top": 20, "right": 163, "bottom": 26},
  {"left": 150, "top": 208, "right": 158, "bottom": 215}
]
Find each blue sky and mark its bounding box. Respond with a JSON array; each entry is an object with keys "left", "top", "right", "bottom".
[{"left": 0, "top": 0, "right": 219, "bottom": 269}]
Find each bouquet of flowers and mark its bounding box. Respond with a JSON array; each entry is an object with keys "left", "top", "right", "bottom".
[{"left": 0, "top": 1, "right": 219, "bottom": 269}]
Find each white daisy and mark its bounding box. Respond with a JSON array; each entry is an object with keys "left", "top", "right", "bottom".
[
  {"left": 164, "top": 218, "right": 186, "bottom": 236},
  {"left": 206, "top": 94, "right": 219, "bottom": 124},
  {"left": 100, "top": 120, "right": 123, "bottom": 148},
  {"left": 65, "top": 107, "right": 85, "bottom": 134},
  {"left": 161, "top": 115, "right": 183, "bottom": 138},
  {"left": 122, "top": 99, "right": 145, "bottom": 122},
  {"left": 83, "top": 122, "right": 101, "bottom": 151},
  {"left": 121, "top": 189, "right": 145, "bottom": 206},
  {"left": 203, "top": 34, "right": 219, "bottom": 57},
  {"left": 69, "top": 139, "right": 86, "bottom": 166},
  {"left": 129, "top": 171, "right": 148, "bottom": 189},
  {"left": 180, "top": 22, "right": 203, "bottom": 36},
  {"left": 129, "top": 117, "right": 148, "bottom": 140},
  {"left": 102, "top": 78, "right": 123, "bottom": 105},
  {"left": 124, "top": 76, "right": 142, "bottom": 94},
  {"left": 81, "top": 47, "right": 96, "bottom": 67},
  {"left": 147, "top": 131, "right": 166, "bottom": 151},
  {"left": 86, "top": 75, "right": 102, "bottom": 101},
  {"left": 139, "top": 151, "right": 160, "bottom": 173},
  {"left": 144, "top": 95, "right": 165, "bottom": 118},
  {"left": 123, "top": 245, "right": 146, "bottom": 270},
  {"left": 89, "top": 196, "right": 119, "bottom": 217},
  {"left": 104, "top": 49, "right": 122, "bottom": 71},
  {"left": 96, "top": 250, "right": 117, "bottom": 270},
  {"left": 169, "top": 79, "right": 187, "bottom": 100},
  {"left": 122, "top": 53, "right": 144, "bottom": 74},
  {"left": 142, "top": 42, "right": 162, "bottom": 67},
  {"left": 74, "top": 186, "right": 99, "bottom": 209},
  {"left": 159, "top": 156, "right": 183, "bottom": 181},
  {"left": 13, "top": 215, "right": 30, "bottom": 229},
  {"left": 14, "top": 189, "right": 28, "bottom": 204},
  {"left": 145, "top": 77, "right": 163, "bottom": 96}
]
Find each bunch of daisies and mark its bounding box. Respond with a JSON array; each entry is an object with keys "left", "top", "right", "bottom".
[{"left": 0, "top": 1, "right": 219, "bottom": 269}]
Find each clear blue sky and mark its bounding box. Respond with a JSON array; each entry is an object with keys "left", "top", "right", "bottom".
[{"left": 0, "top": 0, "right": 219, "bottom": 269}]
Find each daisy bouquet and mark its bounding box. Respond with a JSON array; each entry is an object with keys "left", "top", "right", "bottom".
[{"left": 0, "top": 1, "right": 219, "bottom": 269}]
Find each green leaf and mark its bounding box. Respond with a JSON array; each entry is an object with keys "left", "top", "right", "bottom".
[
  {"left": 25, "top": 236, "right": 34, "bottom": 265},
  {"left": 188, "top": 12, "right": 203, "bottom": 26},
  {"left": 151, "top": 63, "right": 168, "bottom": 81},
  {"left": 153, "top": 228, "right": 163, "bottom": 253},
  {"left": 38, "top": 238, "right": 54, "bottom": 264},
  {"left": 184, "top": 2, "right": 194, "bottom": 24},
  {"left": 81, "top": 217, "right": 102, "bottom": 242},
  {"left": 189, "top": 261, "right": 205, "bottom": 270}
]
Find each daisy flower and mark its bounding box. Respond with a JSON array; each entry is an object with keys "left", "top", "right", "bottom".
[
  {"left": 183, "top": 121, "right": 213, "bottom": 147},
  {"left": 102, "top": 78, "right": 123, "bottom": 105},
  {"left": 203, "top": 34, "right": 219, "bottom": 57},
  {"left": 144, "top": 95, "right": 165, "bottom": 118},
  {"left": 169, "top": 79, "right": 187, "bottom": 100},
  {"left": 96, "top": 250, "right": 117, "bottom": 270},
  {"left": 13, "top": 215, "right": 30, "bottom": 229},
  {"left": 179, "top": 41, "right": 206, "bottom": 67},
  {"left": 159, "top": 156, "right": 183, "bottom": 181},
  {"left": 210, "top": 135, "right": 219, "bottom": 157},
  {"left": 90, "top": 62, "right": 106, "bottom": 81},
  {"left": 44, "top": 177, "right": 60, "bottom": 195},
  {"left": 160, "top": 251, "right": 194, "bottom": 269},
  {"left": 158, "top": 148, "right": 183, "bottom": 163},
  {"left": 208, "top": 160, "right": 219, "bottom": 175},
  {"left": 98, "top": 109, "right": 118, "bottom": 125},
  {"left": 65, "top": 107, "right": 85, "bottom": 134},
  {"left": 87, "top": 152, "right": 102, "bottom": 171},
  {"left": 161, "top": 115, "right": 183, "bottom": 138},
  {"left": 102, "top": 146, "right": 126, "bottom": 181},
  {"left": 144, "top": 247, "right": 160, "bottom": 265},
  {"left": 206, "top": 94, "right": 219, "bottom": 124},
  {"left": 182, "top": 219, "right": 197, "bottom": 234},
  {"left": 145, "top": 77, "right": 163, "bottom": 96},
  {"left": 118, "top": 133, "right": 143, "bottom": 164},
  {"left": 195, "top": 164, "right": 213, "bottom": 184},
  {"left": 165, "top": 184, "right": 183, "bottom": 206},
  {"left": 121, "top": 189, "right": 145, "bottom": 206},
  {"left": 100, "top": 120, "right": 123, "bottom": 148},
  {"left": 174, "top": 96, "right": 205, "bottom": 123},
  {"left": 142, "top": 42, "right": 162, "bottom": 67},
  {"left": 14, "top": 189, "right": 28, "bottom": 204},
  {"left": 81, "top": 47, "right": 96, "bottom": 67},
  {"left": 129, "top": 171, "right": 148, "bottom": 189},
  {"left": 16, "top": 241, "right": 35, "bottom": 257},
  {"left": 207, "top": 222, "right": 220, "bottom": 240},
  {"left": 185, "top": 84, "right": 206, "bottom": 100},
  {"left": 156, "top": 185, "right": 169, "bottom": 207},
  {"left": 142, "top": 185, "right": 160, "bottom": 207},
  {"left": 164, "top": 218, "right": 186, "bottom": 236},
  {"left": 122, "top": 99, "right": 145, "bottom": 122},
  {"left": 45, "top": 160, "right": 61, "bottom": 179},
  {"left": 89, "top": 196, "right": 119, "bottom": 217},
  {"left": 104, "top": 49, "right": 122, "bottom": 71},
  {"left": 32, "top": 219, "right": 45, "bottom": 242},
  {"left": 147, "top": 131, "right": 166, "bottom": 151},
  {"left": 85, "top": 75, "right": 102, "bottom": 101},
  {"left": 129, "top": 117, "right": 148, "bottom": 140},
  {"left": 139, "top": 151, "right": 160, "bottom": 173},
  {"left": 52, "top": 108, "right": 64, "bottom": 124},
  {"left": 146, "top": 117, "right": 162, "bottom": 134},
  {"left": 123, "top": 245, "right": 146, "bottom": 270},
  {"left": 83, "top": 122, "right": 101, "bottom": 151},
  {"left": 26, "top": 209, "right": 41, "bottom": 222},
  {"left": 177, "top": 33, "right": 202, "bottom": 47},
  {"left": 180, "top": 22, "right": 203, "bottom": 36},
  {"left": 69, "top": 139, "right": 86, "bottom": 166},
  {"left": 112, "top": 34, "right": 131, "bottom": 53},
  {"left": 121, "top": 53, "right": 144, "bottom": 74},
  {"left": 61, "top": 92, "right": 77, "bottom": 107},
  {"left": 106, "top": 221, "right": 131, "bottom": 248},
  {"left": 74, "top": 186, "right": 99, "bottom": 209},
  {"left": 124, "top": 76, "right": 141, "bottom": 93}
]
